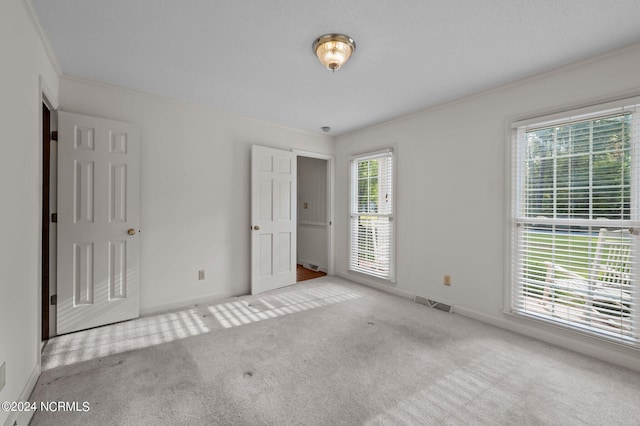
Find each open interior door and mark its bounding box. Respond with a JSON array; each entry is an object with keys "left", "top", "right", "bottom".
[
  {"left": 251, "top": 145, "right": 297, "bottom": 294},
  {"left": 57, "top": 111, "right": 140, "bottom": 334}
]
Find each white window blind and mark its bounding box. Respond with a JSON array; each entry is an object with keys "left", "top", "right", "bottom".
[
  {"left": 349, "top": 149, "right": 395, "bottom": 281},
  {"left": 511, "top": 101, "right": 640, "bottom": 346}
]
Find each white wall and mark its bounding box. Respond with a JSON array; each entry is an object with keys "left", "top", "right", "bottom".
[
  {"left": 0, "top": 1, "right": 60, "bottom": 424},
  {"left": 335, "top": 44, "right": 640, "bottom": 371},
  {"left": 59, "top": 76, "right": 335, "bottom": 314},
  {"left": 297, "top": 156, "right": 328, "bottom": 271}
]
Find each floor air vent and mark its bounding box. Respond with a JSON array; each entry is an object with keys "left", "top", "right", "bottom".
[{"left": 414, "top": 296, "right": 453, "bottom": 313}]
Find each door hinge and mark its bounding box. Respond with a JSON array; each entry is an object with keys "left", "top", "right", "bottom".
[
  {"left": 51, "top": 131, "right": 58, "bottom": 141},
  {"left": 50, "top": 295, "right": 57, "bottom": 305},
  {"left": 51, "top": 213, "right": 57, "bottom": 223}
]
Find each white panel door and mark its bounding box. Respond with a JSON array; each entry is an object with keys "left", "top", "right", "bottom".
[
  {"left": 57, "top": 111, "right": 140, "bottom": 334},
  {"left": 251, "top": 145, "right": 297, "bottom": 294}
]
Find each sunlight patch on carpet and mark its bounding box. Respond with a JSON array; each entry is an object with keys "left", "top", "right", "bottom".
[
  {"left": 209, "top": 284, "right": 361, "bottom": 328},
  {"left": 42, "top": 283, "right": 361, "bottom": 370},
  {"left": 364, "top": 347, "right": 527, "bottom": 425}
]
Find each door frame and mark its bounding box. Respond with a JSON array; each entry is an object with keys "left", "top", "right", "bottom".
[
  {"left": 292, "top": 149, "right": 335, "bottom": 276},
  {"left": 41, "top": 102, "right": 51, "bottom": 340},
  {"left": 38, "top": 76, "right": 59, "bottom": 358}
]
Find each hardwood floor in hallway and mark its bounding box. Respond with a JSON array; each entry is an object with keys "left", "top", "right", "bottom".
[{"left": 297, "top": 264, "right": 326, "bottom": 282}]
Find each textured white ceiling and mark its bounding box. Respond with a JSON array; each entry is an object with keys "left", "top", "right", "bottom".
[{"left": 32, "top": 0, "right": 640, "bottom": 135}]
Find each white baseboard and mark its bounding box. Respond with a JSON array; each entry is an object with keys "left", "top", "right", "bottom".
[
  {"left": 3, "top": 362, "right": 39, "bottom": 426},
  {"left": 335, "top": 272, "right": 415, "bottom": 300},
  {"left": 139, "top": 290, "right": 242, "bottom": 317}
]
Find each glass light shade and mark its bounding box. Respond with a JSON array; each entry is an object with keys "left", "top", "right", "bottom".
[{"left": 313, "top": 34, "right": 356, "bottom": 71}]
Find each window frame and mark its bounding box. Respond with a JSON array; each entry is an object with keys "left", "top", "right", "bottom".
[
  {"left": 348, "top": 148, "right": 396, "bottom": 283},
  {"left": 507, "top": 96, "right": 640, "bottom": 348}
]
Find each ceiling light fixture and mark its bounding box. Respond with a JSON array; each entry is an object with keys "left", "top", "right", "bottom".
[{"left": 312, "top": 34, "right": 356, "bottom": 72}]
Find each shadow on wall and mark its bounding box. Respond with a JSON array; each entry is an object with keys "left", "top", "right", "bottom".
[{"left": 42, "top": 283, "right": 361, "bottom": 370}]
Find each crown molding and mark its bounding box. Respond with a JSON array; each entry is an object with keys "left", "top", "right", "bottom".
[{"left": 21, "top": 0, "right": 62, "bottom": 77}]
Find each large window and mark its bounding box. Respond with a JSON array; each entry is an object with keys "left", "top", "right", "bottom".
[
  {"left": 349, "top": 149, "right": 395, "bottom": 281},
  {"left": 510, "top": 99, "right": 640, "bottom": 346}
]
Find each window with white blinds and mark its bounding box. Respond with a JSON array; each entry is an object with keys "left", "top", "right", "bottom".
[
  {"left": 510, "top": 99, "right": 640, "bottom": 347},
  {"left": 349, "top": 149, "right": 395, "bottom": 281}
]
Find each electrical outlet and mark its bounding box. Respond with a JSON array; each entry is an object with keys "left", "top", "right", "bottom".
[
  {"left": 198, "top": 270, "right": 205, "bottom": 280},
  {"left": 0, "top": 361, "right": 6, "bottom": 392},
  {"left": 444, "top": 275, "right": 451, "bottom": 286}
]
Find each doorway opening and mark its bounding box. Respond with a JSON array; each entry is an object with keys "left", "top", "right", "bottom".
[
  {"left": 41, "top": 102, "right": 50, "bottom": 340},
  {"left": 296, "top": 155, "right": 330, "bottom": 283},
  {"left": 41, "top": 100, "right": 57, "bottom": 340}
]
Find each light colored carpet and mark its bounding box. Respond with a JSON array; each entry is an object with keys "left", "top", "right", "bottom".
[{"left": 31, "top": 277, "right": 640, "bottom": 425}]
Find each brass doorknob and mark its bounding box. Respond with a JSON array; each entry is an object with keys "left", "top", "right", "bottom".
[
  {"left": 253, "top": 225, "right": 260, "bottom": 231},
  {"left": 127, "top": 228, "right": 136, "bottom": 235}
]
